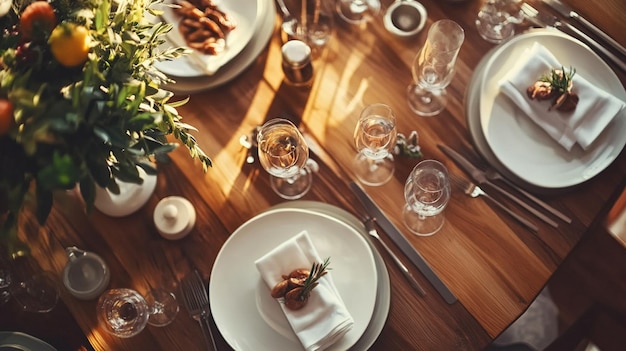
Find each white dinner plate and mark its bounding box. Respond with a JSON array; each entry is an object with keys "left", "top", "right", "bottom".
[
  {"left": 155, "top": 0, "right": 258, "bottom": 77},
  {"left": 270, "top": 201, "right": 391, "bottom": 351},
  {"left": 160, "top": 0, "right": 274, "bottom": 93},
  {"left": 479, "top": 30, "right": 626, "bottom": 189},
  {"left": 0, "top": 332, "right": 57, "bottom": 351},
  {"left": 210, "top": 207, "right": 378, "bottom": 351}
]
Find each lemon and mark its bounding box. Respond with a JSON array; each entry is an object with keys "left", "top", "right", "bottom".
[{"left": 49, "top": 23, "right": 91, "bottom": 67}]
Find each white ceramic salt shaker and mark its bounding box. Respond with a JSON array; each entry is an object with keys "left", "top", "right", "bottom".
[{"left": 154, "top": 196, "right": 196, "bottom": 240}]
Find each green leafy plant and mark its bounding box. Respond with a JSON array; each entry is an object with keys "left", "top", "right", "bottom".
[{"left": 0, "top": 0, "right": 211, "bottom": 253}]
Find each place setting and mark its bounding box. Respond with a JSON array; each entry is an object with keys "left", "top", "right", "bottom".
[
  {"left": 205, "top": 116, "right": 394, "bottom": 350},
  {"left": 465, "top": 2, "right": 626, "bottom": 194}
]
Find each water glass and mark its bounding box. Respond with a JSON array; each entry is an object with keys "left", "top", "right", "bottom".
[
  {"left": 300, "top": 0, "right": 334, "bottom": 48},
  {"left": 353, "top": 103, "right": 398, "bottom": 186},
  {"left": 97, "top": 287, "right": 178, "bottom": 338},
  {"left": 407, "top": 20, "right": 465, "bottom": 116},
  {"left": 475, "top": 0, "right": 524, "bottom": 44},
  {"left": 403, "top": 160, "right": 451, "bottom": 236}
]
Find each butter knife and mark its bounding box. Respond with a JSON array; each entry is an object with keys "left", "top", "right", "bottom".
[
  {"left": 438, "top": 145, "right": 559, "bottom": 228},
  {"left": 349, "top": 181, "right": 458, "bottom": 304},
  {"left": 542, "top": 0, "right": 626, "bottom": 58}
]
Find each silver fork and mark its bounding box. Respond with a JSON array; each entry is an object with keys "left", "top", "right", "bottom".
[
  {"left": 363, "top": 217, "right": 427, "bottom": 297},
  {"left": 483, "top": 168, "right": 572, "bottom": 223},
  {"left": 452, "top": 175, "right": 538, "bottom": 233},
  {"left": 520, "top": 3, "right": 626, "bottom": 73},
  {"left": 181, "top": 269, "right": 218, "bottom": 351}
]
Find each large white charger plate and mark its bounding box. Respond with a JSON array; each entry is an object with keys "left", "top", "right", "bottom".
[
  {"left": 209, "top": 207, "right": 379, "bottom": 351},
  {"left": 160, "top": 0, "right": 274, "bottom": 93},
  {"left": 155, "top": 0, "right": 258, "bottom": 77},
  {"left": 479, "top": 30, "right": 626, "bottom": 189},
  {"left": 0, "top": 332, "right": 56, "bottom": 351}
]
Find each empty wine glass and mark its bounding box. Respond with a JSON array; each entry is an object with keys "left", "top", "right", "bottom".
[
  {"left": 353, "top": 103, "right": 398, "bottom": 186},
  {"left": 475, "top": 0, "right": 523, "bottom": 44},
  {"left": 97, "top": 288, "right": 179, "bottom": 338},
  {"left": 403, "top": 160, "right": 451, "bottom": 236},
  {"left": 336, "top": 0, "right": 380, "bottom": 24},
  {"left": 407, "top": 19, "right": 465, "bottom": 116},
  {"left": 257, "top": 118, "right": 312, "bottom": 200}
]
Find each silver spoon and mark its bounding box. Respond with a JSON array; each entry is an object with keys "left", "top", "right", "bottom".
[{"left": 276, "top": 0, "right": 299, "bottom": 43}]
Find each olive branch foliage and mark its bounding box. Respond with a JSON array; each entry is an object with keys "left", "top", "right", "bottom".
[{"left": 0, "top": 0, "right": 211, "bottom": 250}]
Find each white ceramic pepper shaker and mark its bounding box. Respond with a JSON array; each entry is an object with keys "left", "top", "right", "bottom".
[{"left": 153, "top": 196, "right": 196, "bottom": 240}]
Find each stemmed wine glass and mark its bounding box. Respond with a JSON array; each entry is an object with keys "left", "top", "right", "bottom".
[
  {"left": 353, "top": 103, "right": 398, "bottom": 186},
  {"left": 403, "top": 160, "right": 451, "bottom": 236},
  {"left": 0, "top": 253, "right": 59, "bottom": 313},
  {"left": 257, "top": 118, "right": 312, "bottom": 200},
  {"left": 336, "top": 0, "right": 380, "bottom": 24},
  {"left": 475, "top": 0, "right": 524, "bottom": 44},
  {"left": 97, "top": 288, "right": 179, "bottom": 338},
  {"left": 407, "top": 19, "right": 465, "bottom": 116}
]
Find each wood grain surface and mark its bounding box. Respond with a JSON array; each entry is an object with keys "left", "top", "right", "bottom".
[{"left": 1, "top": 0, "right": 625, "bottom": 350}]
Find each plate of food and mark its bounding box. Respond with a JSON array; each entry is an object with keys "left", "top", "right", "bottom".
[
  {"left": 209, "top": 207, "right": 378, "bottom": 351},
  {"left": 155, "top": 0, "right": 257, "bottom": 77},
  {"left": 479, "top": 30, "right": 626, "bottom": 189}
]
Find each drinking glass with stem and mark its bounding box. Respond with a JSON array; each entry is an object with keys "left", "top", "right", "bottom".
[
  {"left": 336, "top": 0, "right": 380, "bottom": 25},
  {"left": 403, "top": 159, "right": 451, "bottom": 236},
  {"left": 353, "top": 103, "right": 398, "bottom": 186},
  {"left": 257, "top": 118, "right": 312, "bottom": 200},
  {"left": 97, "top": 287, "right": 179, "bottom": 338},
  {"left": 1, "top": 253, "right": 59, "bottom": 313},
  {"left": 475, "top": 0, "right": 524, "bottom": 44},
  {"left": 407, "top": 19, "right": 465, "bottom": 116}
]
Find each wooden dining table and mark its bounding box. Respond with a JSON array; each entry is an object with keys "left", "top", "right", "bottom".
[{"left": 1, "top": 0, "right": 625, "bottom": 350}]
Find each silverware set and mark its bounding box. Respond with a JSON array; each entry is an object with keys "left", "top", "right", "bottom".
[
  {"left": 451, "top": 175, "right": 539, "bottom": 233},
  {"left": 521, "top": 2, "right": 626, "bottom": 73},
  {"left": 181, "top": 269, "right": 218, "bottom": 351},
  {"left": 542, "top": 0, "right": 626, "bottom": 58},
  {"left": 438, "top": 145, "right": 566, "bottom": 229}
]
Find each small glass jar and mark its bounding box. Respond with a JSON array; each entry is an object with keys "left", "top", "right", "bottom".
[{"left": 281, "top": 40, "right": 314, "bottom": 87}]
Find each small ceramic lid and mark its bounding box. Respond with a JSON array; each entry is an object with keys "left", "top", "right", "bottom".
[{"left": 154, "top": 196, "right": 196, "bottom": 240}]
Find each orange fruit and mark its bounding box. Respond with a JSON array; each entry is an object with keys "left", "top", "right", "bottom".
[
  {"left": 20, "top": 1, "right": 57, "bottom": 40},
  {"left": 49, "top": 23, "right": 91, "bottom": 67}
]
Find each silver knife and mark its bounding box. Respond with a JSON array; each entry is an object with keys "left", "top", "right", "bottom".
[
  {"left": 438, "top": 145, "right": 559, "bottom": 228},
  {"left": 349, "top": 181, "right": 458, "bottom": 304},
  {"left": 542, "top": 0, "right": 626, "bottom": 58}
]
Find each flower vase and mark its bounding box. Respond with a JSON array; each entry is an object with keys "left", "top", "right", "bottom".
[{"left": 94, "top": 167, "right": 157, "bottom": 217}]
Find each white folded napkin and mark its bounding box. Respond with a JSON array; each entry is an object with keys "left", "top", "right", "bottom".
[
  {"left": 499, "top": 41, "right": 626, "bottom": 151},
  {"left": 255, "top": 231, "right": 354, "bottom": 351}
]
